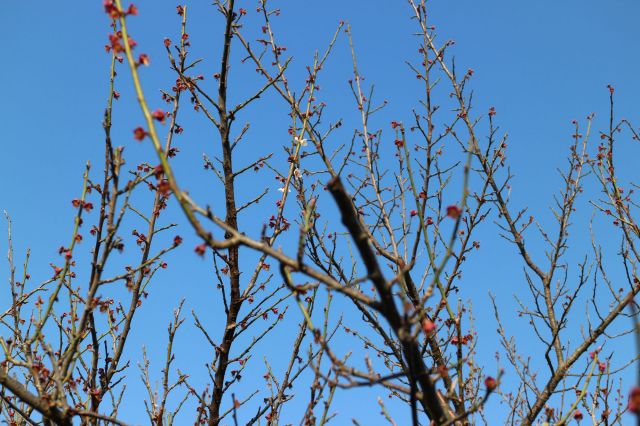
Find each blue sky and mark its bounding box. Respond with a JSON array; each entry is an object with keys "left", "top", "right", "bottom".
[{"left": 2, "top": 1, "right": 640, "bottom": 424}]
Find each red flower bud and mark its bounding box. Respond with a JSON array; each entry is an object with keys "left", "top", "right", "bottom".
[
  {"left": 484, "top": 376, "right": 497, "bottom": 392},
  {"left": 194, "top": 243, "right": 206, "bottom": 257},
  {"left": 446, "top": 205, "right": 462, "bottom": 219},
  {"left": 126, "top": 4, "right": 138, "bottom": 15},
  {"left": 629, "top": 387, "right": 640, "bottom": 415},
  {"left": 133, "top": 127, "right": 147, "bottom": 141},
  {"left": 573, "top": 410, "right": 583, "bottom": 421},
  {"left": 138, "top": 53, "right": 150, "bottom": 66},
  {"left": 151, "top": 109, "right": 166, "bottom": 124},
  {"left": 422, "top": 319, "right": 435, "bottom": 335}
]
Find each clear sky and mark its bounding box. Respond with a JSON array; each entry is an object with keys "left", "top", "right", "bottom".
[{"left": 2, "top": 1, "right": 640, "bottom": 424}]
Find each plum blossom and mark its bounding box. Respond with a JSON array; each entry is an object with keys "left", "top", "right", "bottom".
[{"left": 294, "top": 136, "right": 308, "bottom": 147}]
